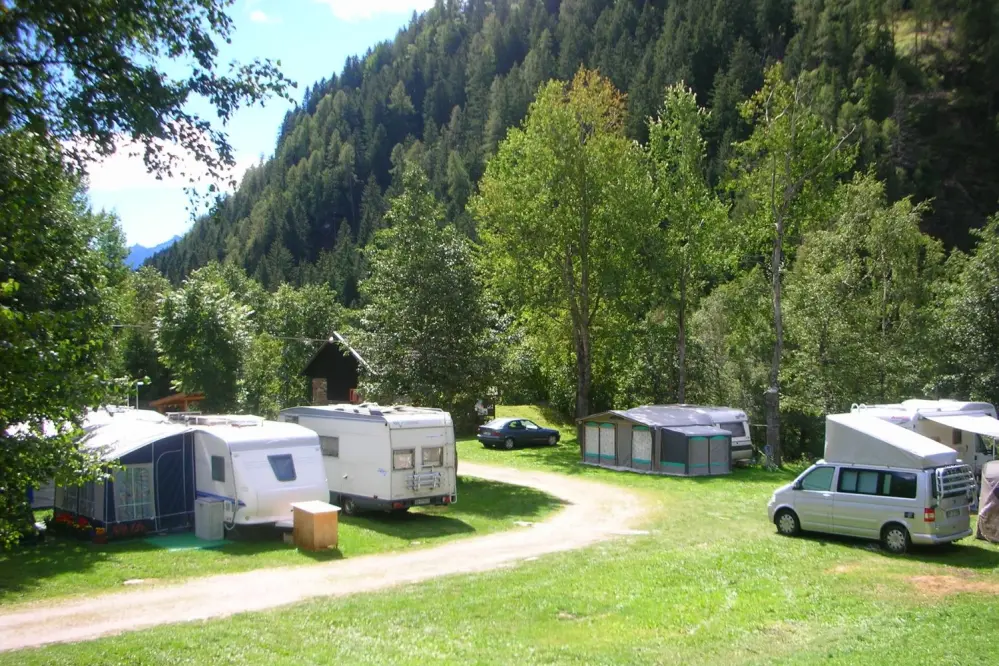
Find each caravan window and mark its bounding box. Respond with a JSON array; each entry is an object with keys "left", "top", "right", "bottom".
[
  {"left": 320, "top": 436, "right": 340, "bottom": 457},
  {"left": 718, "top": 422, "right": 746, "bottom": 438},
  {"left": 267, "top": 455, "right": 297, "bottom": 482},
  {"left": 393, "top": 450, "right": 415, "bottom": 470},
  {"left": 422, "top": 447, "right": 443, "bottom": 467},
  {"left": 211, "top": 456, "right": 226, "bottom": 483}
]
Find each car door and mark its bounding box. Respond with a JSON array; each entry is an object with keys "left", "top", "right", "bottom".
[
  {"left": 832, "top": 467, "right": 885, "bottom": 538},
  {"left": 506, "top": 420, "right": 525, "bottom": 444},
  {"left": 793, "top": 466, "right": 835, "bottom": 531},
  {"left": 522, "top": 420, "right": 545, "bottom": 445}
]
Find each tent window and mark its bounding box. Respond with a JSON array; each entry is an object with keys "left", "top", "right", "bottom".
[
  {"left": 268, "top": 454, "right": 297, "bottom": 482},
  {"left": 211, "top": 456, "right": 226, "bottom": 483},
  {"left": 114, "top": 465, "right": 154, "bottom": 522},
  {"left": 77, "top": 483, "right": 96, "bottom": 518},
  {"left": 320, "top": 436, "right": 339, "bottom": 457}
]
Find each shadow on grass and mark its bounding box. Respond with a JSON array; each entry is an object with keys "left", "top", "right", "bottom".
[
  {"left": 790, "top": 530, "right": 999, "bottom": 569},
  {"left": 345, "top": 476, "right": 565, "bottom": 539}
]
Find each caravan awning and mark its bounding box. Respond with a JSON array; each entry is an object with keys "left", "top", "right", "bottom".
[{"left": 925, "top": 414, "right": 999, "bottom": 438}]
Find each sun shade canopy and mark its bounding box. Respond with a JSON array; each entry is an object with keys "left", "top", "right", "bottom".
[{"left": 924, "top": 413, "right": 999, "bottom": 439}]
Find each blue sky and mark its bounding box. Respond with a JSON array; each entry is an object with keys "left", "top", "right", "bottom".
[{"left": 89, "top": 0, "right": 434, "bottom": 247}]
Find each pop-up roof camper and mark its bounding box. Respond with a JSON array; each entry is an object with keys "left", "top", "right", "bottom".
[
  {"left": 852, "top": 400, "right": 999, "bottom": 472},
  {"left": 825, "top": 413, "right": 961, "bottom": 469}
]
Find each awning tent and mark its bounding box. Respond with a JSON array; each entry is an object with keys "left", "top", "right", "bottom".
[
  {"left": 54, "top": 421, "right": 197, "bottom": 536},
  {"left": 924, "top": 413, "right": 999, "bottom": 439}
]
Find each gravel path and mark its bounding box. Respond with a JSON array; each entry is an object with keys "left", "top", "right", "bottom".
[{"left": 0, "top": 462, "right": 649, "bottom": 652}]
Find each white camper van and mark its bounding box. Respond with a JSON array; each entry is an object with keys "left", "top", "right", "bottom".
[
  {"left": 852, "top": 400, "right": 999, "bottom": 474},
  {"left": 768, "top": 413, "right": 976, "bottom": 554},
  {"left": 186, "top": 415, "right": 330, "bottom": 528},
  {"left": 279, "top": 404, "right": 458, "bottom": 514}
]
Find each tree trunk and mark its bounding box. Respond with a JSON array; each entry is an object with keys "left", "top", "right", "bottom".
[
  {"left": 767, "top": 218, "right": 784, "bottom": 468},
  {"left": 677, "top": 265, "right": 687, "bottom": 404},
  {"left": 574, "top": 324, "right": 591, "bottom": 457}
]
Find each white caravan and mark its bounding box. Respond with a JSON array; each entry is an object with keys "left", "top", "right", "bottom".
[
  {"left": 666, "top": 405, "right": 754, "bottom": 463},
  {"left": 768, "top": 413, "right": 976, "bottom": 553},
  {"left": 851, "top": 400, "right": 999, "bottom": 474},
  {"left": 184, "top": 415, "right": 330, "bottom": 528},
  {"left": 278, "top": 404, "right": 458, "bottom": 514}
]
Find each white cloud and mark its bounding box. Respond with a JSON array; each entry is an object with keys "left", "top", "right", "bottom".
[
  {"left": 82, "top": 138, "right": 254, "bottom": 196},
  {"left": 249, "top": 9, "right": 280, "bottom": 24},
  {"left": 314, "top": 0, "right": 435, "bottom": 22}
]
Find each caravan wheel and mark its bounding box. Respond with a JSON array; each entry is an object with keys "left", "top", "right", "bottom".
[{"left": 341, "top": 496, "right": 358, "bottom": 516}]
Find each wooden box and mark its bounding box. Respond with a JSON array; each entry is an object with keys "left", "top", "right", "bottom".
[{"left": 291, "top": 500, "right": 340, "bottom": 551}]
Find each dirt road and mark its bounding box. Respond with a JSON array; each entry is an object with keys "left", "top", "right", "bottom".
[{"left": 0, "top": 463, "right": 649, "bottom": 652}]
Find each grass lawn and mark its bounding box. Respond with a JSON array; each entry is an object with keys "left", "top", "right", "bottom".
[
  {"left": 0, "top": 476, "right": 562, "bottom": 606},
  {"left": 5, "top": 405, "right": 999, "bottom": 665}
]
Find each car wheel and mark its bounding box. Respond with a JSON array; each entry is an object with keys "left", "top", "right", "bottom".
[
  {"left": 547, "top": 435, "right": 557, "bottom": 446},
  {"left": 775, "top": 509, "right": 800, "bottom": 537},
  {"left": 504, "top": 437, "right": 515, "bottom": 450},
  {"left": 881, "top": 524, "right": 910, "bottom": 555},
  {"left": 341, "top": 496, "right": 358, "bottom": 516}
]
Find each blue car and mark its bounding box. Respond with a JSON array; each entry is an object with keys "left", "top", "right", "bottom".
[{"left": 477, "top": 417, "right": 561, "bottom": 450}]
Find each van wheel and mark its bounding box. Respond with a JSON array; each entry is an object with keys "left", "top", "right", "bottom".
[
  {"left": 775, "top": 509, "right": 800, "bottom": 537},
  {"left": 504, "top": 438, "right": 515, "bottom": 450},
  {"left": 341, "top": 496, "right": 358, "bottom": 516},
  {"left": 881, "top": 524, "right": 910, "bottom": 554}
]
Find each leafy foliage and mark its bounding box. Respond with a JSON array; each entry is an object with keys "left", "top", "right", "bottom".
[
  {"left": 475, "top": 68, "right": 654, "bottom": 423},
  {"left": 0, "top": 0, "right": 293, "bottom": 188},
  {"left": 0, "top": 132, "right": 127, "bottom": 546},
  {"left": 154, "top": 266, "right": 253, "bottom": 412},
  {"left": 358, "top": 166, "right": 498, "bottom": 430}
]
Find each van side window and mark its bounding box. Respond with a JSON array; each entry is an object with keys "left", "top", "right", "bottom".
[
  {"left": 267, "top": 454, "right": 297, "bottom": 482},
  {"left": 211, "top": 455, "right": 225, "bottom": 483},
  {"left": 882, "top": 471, "right": 918, "bottom": 499},
  {"left": 320, "top": 436, "right": 339, "bottom": 457},
  {"left": 800, "top": 466, "right": 834, "bottom": 491},
  {"left": 838, "top": 469, "right": 880, "bottom": 495}
]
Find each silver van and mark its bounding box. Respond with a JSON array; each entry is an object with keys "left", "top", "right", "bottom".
[{"left": 768, "top": 461, "right": 975, "bottom": 553}]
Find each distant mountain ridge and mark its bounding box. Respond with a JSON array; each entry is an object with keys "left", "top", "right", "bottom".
[{"left": 126, "top": 235, "right": 181, "bottom": 269}]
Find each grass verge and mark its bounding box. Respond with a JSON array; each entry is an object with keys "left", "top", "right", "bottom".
[{"left": 0, "top": 476, "right": 562, "bottom": 606}]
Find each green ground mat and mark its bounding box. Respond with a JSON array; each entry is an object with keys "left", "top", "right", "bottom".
[{"left": 143, "top": 532, "right": 226, "bottom": 552}]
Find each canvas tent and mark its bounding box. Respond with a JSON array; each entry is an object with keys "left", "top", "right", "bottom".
[
  {"left": 824, "top": 413, "right": 960, "bottom": 469},
  {"left": 577, "top": 406, "right": 732, "bottom": 476},
  {"left": 977, "top": 460, "right": 999, "bottom": 543},
  {"left": 53, "top": 420, "right": 196, "bottom": 535}
]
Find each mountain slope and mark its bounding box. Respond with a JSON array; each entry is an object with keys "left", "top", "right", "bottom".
[
  {"left": 149, "top": 0, "right": 999, "bottom": 294},
  {"left": 127, "top": 235, "right": 180, "bottom": 269}
]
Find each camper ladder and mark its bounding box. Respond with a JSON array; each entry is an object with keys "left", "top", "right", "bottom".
[{"left": 407, "top": 469, "right": 442, "bottom": 491}]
